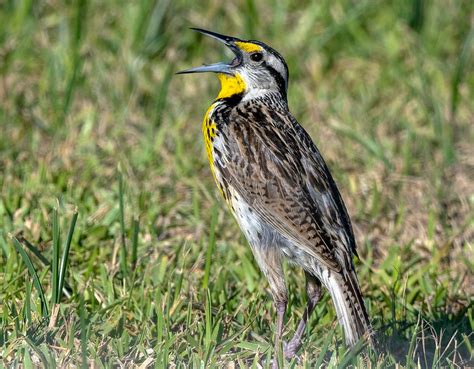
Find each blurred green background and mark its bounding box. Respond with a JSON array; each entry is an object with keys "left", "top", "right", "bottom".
[{"left": 0, "top": 0, "right": 473, "bottom": 367}]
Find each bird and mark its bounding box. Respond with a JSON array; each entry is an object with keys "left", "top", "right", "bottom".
[{"left": 177, "top": 28, "right": 373, "bottom": 363}]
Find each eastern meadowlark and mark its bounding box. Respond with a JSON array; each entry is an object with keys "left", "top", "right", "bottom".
[{"left": 178, "top": 29, "right": 373, "bottom": 361}]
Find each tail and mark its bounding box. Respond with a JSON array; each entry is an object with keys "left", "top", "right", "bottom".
[{"left": 323, "top": 269, "right": 373, "bottom": 346}]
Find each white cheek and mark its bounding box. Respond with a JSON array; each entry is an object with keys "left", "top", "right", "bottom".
[
  {"left": 238, "top": 69, "right": 254, "bottom": 87},
  {"left": 239, "top": 69, "right": 274, "bottom": 101}
]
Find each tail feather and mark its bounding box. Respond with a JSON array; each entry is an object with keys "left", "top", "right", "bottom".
[{"left": 322, "top": 270, "right": 373, "bottom": 346}]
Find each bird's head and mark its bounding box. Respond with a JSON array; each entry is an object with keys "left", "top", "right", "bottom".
[{"left": 177, "top": 28, "right": 289, "bottom": 103}]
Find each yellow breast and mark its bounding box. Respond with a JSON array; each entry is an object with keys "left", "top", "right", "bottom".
[
  {"left": 202, "top": 72, "right": 247, "bottom": 202},
  {"left": 203, "top": 104, "right": 230, "bottom": 202},
  {"left": 202, "top": 71, "right": 246, "bottom": 170},
  {"left": 202, "top": 102, "right": 218, "bottom": 170}
]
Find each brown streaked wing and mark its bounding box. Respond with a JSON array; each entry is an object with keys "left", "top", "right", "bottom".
[
  {"left": 287, "top": 113, "right": 358, "bottom": 259},
  {"left": 216, "top": 104, "right": 356, "bottom": 272}
]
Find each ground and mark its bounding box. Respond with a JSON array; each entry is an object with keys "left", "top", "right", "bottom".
[{"left": 0, "top": 1, "right": 473, "bottom": 368}]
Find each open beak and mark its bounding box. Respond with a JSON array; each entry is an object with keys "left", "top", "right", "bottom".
[{"left": 176, "top": 28, "right": 242, "bottom": 75}]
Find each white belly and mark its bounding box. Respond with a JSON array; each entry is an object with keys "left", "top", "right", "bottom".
[
  {"left": 227, "top": 187, "right": 326, "bottom": 277},
  {"left": 228, "top": 189, "right": 264, "bottom": 247}
]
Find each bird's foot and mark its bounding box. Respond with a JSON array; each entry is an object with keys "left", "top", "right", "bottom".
[
  {"left": 270, "top": 342, "right": 301, "bottom": 369},
  {"left": 283, "top": 339, "right": 301, "bottom": 360}
]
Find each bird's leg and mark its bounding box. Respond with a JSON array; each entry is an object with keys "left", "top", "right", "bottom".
[
  {"left": 272, "top": 299, "right": 287, "bottom": 369},
  {"left": 284, "top": 272, "right": 322, "bottom": 359}
]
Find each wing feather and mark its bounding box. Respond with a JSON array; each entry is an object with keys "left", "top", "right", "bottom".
[{"left": 216, "top": 103, "right": 356, "bottom": 272}]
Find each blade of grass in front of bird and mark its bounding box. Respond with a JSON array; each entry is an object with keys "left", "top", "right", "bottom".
[
  {"left": 11, "top": 236, "right": 48, "bottom": 318},
  {"left": 58, "top": 208, "right": 78, "bottom": 301}
]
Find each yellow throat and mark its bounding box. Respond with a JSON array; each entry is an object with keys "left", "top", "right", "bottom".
[{"left": 216, "top": 73, "right": 246, "bottom": 100}]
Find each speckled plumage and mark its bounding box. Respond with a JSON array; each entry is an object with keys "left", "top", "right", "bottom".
[
  {"left": 206, "top": 90, "right": 372, "bottom": 343},
  {"left": 179, "top": 28, "right": 372, "bottom": 362}
]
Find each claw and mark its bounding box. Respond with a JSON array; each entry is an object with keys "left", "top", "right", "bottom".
[{"left": 283, "top": 339, "right": 301, "bottom": 360}]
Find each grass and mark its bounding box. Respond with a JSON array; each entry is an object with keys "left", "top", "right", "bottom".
[{"left": 0, "top": 0, "right": 473, "bottom": 367}]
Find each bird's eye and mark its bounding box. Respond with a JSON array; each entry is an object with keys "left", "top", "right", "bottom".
[{"left": 250, "top": 52, "right": 263, "bottom": 62}]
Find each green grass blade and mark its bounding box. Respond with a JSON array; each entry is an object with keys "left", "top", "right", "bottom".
[
  {"left": 204, "top": 288, "right": 213, "bottom": 354},
  {"left": 202, "top": 206, "right": 218, "bottom": 290},
  {"left": 450, "top": 23, "right": 474, "bottom": 118},
  {"left": 17, "top": 235, "right": 73, "bottom": 299},
  {"left": 153, "top": 64, "right": 173, "bottom": 128},
  {"left": 52, "top": 207, "right": 61, "bottom": 304},
  {"left": 24, "top": 279, "right": 32, "bottom": 324},
  {"left": 11, "top": 236, "right": 49, "bottom": 318},
  {"left": 331, "top": 123, "right": 392, "bottom": 169},
  {"left": 131, "top": 216, "right": 139, "bottom": 269},
  {"left": 17, "top": 234, "right": 50, "bottom": 266},
  {"left": 79, "top": 295, "right": 88, "bottom": 369},
  {"left": 118, "top": 165, "right": 128, "bottom": 277},
  {"left": 58, "top": 208, "right": 78, "bottom": 301},
  {"left": 314, "top": 328, "right": 334, "bottom": 368},
  {"left": 408, "top": 0, "right": 425, "bottom": 32},
  {"left": 62, "top": 0, "right": 87, "bottom": 117},
  {"left": 24, "top": 336, "right": 50, "bottom": 367}
]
